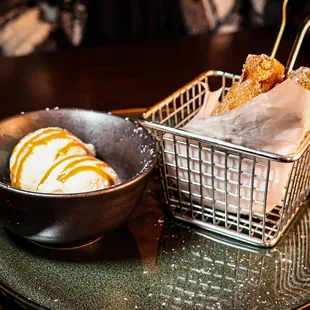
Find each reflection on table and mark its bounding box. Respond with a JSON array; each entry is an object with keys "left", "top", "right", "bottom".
[{"left": 155, "top": 203, "right": 309, "bottom": 310}]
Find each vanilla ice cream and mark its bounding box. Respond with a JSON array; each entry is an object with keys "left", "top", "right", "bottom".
[
  {"left": 10, "top": 127, "right": 96, "bottom": 192},
  {"left": 37, "top": 155, "right": 121, "bottom": 194}
]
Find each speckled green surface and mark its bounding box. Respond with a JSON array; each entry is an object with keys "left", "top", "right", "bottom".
[
  {"left": 0, "top": 190, "right": 309, "bottom": 310},
  {"left": 0, "top": 110, "right": 309, "bottom": 310}
]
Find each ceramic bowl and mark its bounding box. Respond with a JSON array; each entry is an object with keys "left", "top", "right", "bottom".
[{"left": 0, "top": 109, "right": 156, "bottom": 246}]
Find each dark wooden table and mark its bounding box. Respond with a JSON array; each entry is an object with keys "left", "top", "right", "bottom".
[
  {"left": 0, "top": 27, "right": 308, "bottom": 118},
  {"left": 0, "top": 27, "right": 309, "bottom": 310}
]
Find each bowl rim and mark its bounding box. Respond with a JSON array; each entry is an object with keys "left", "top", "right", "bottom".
[{"left": 0, "top": 108, "right": 157, "bottom": 199}]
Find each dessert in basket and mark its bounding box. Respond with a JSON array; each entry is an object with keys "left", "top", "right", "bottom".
[{"left": 164, "top": 55, "right": 310, "bottom": 214}]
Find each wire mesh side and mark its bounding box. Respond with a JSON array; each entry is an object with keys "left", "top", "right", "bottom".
[
  {"left": 149, "top": 72, "right": 239, "bottom": 129},
  {"left": 279, "top": 145, "right": 310, "bottom": 232},
  {"left": 160, "top": 133, "right": 277, "bottom": 245},
  {"left": 153, "top": 129, "right": 309, "bottom": 247}
]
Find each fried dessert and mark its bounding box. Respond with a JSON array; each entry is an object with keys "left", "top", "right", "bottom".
[
  {"left": 212, "top": 54, "right": 285, "bottom": 115},
  {"left": 36, "top": 155, "right": 120, "bottom": 194},
  {"left": 288, "top": 67, "right": 310, "bottom": 91},
  {"left": 10, "top": 127, "right": 95, "bottom": 192}
]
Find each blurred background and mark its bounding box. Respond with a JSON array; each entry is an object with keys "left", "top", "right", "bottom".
[{"left": 0, "top": 0, "right": 309, "bottom": 58}]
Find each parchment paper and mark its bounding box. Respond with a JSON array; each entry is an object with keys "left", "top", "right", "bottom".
[{"left": 164, "top": 79, "right": 310, "bottom": 214}]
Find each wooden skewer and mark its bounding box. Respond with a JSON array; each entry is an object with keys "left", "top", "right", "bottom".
[
  {"left": 271, "top": 0, "right": 289, "bottom": 59},
  {"left": 285, "top": 15, "right": 310, "bottom": 73}
]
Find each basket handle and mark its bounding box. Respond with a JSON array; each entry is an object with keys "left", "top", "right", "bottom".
[
  {"left": 271, "top": 0, "right": 290, "bottom": 59},
  {"left": 285, "top": 15, "right": 310, "bottom": 73}
]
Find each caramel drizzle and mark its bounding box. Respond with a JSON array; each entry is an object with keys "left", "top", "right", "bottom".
[
  {"left": 55, "top": 141, "right": 89, "bottom": 160},
  {"left": 37, "top": 155, "right": 113, "bottom": 189},
  {"left": 58, "top": 164, "right": 114, "bottom": 186},
  {"left": 57, "top": 157, "right": 111, "bottom": 184},
  {"left": 57, "top": 156, "right": 108, "bottom": 181},
  {"left": 11, "top": 128, "right": 61, "bottom": 187},
  {"left": 12, "top": 129, "right": 80, "bottom": 188},
  {"left": 36, "top": 154, "right": 83, "bottom": 190}
]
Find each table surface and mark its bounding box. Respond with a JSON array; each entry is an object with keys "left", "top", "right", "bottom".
[
  {"left": 0, "top": 27, "right": 309, "bottom": 117},
  {"left": 0, "top": 27, "right": 309, "bottom": 310}
]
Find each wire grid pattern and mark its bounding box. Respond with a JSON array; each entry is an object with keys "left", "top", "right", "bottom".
[
  {"left": 280, "top": 146, "right": 310, "bottom": 230},
  {"left": 157, "top": 208, "right": 310, "bottom": 310},
  {"left": 142, "top": 71, "right": 310, "bottom": 247}
]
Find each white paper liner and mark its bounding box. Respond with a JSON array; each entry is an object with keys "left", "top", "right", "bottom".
[{"left": 164, "top": 79, "right": 310, "bottom": 214}]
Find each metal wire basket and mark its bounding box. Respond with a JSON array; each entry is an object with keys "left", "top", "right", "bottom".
[
  {"left": 140, "top": 2, "right": 310, "bottom": 247},
  {"left": 140, "top": 67, "right": 310, "bottom": 247}
]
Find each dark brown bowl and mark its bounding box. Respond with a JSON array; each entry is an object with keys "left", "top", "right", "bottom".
[{"left": 0, "top": 109, "right": 156, "bottom": 246}]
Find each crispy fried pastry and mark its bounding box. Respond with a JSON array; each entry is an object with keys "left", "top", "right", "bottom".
[
  {"left": 288, "top": 67, "right": 310, "bottom": 91},
  {"left": 212, "top": 54, "right": 285, "bottom": 115}
]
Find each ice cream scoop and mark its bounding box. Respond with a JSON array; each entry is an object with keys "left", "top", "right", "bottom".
[
  {"left": 10, "top": 127, "right": 95, "bottom": 192},
  {"left": 36, "top": 155, "right": 121, "bottom": 194}
]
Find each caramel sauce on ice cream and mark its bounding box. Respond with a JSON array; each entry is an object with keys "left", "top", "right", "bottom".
[
  {"left": 9, "top": 127, "right": 119, "bottom": 194},
  {"left": 11, "top": 128, "right": 88, "bottom": 188}
]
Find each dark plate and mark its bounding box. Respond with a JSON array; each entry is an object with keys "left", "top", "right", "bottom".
[{"left": 0, "top": 110, "right": 309, "bottom": 310}]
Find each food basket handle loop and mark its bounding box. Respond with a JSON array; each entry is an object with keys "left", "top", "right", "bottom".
[
  {"left": 285, "top": 15, "right": 310, "bottom": 73},
  {"left": 271, "top": 0, "right": 290, "bottom": 58}
]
